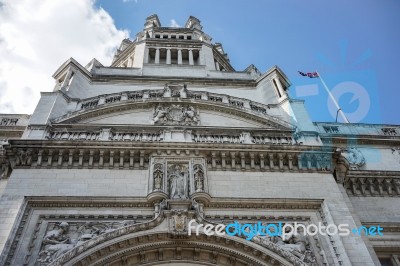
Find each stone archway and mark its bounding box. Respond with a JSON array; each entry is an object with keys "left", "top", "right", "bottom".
[{"left": 51, "top": 232, "right": 296, "bottom": 266}]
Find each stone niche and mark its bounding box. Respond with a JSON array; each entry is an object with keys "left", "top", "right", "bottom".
[{"left": 147, "top": 157, "right": 210, "bottom": 204}]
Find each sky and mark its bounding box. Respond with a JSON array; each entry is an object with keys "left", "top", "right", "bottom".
[{"left": 0, "top": 0, "right": 399, "bottom": 125}]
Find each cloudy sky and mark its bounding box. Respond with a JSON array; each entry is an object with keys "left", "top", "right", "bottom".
[
  {"left": 0, "top": 0, "right": 128, "bottom": 114},
  {"left": 1, "top": 0, "right": 399, "bottom": 124}
]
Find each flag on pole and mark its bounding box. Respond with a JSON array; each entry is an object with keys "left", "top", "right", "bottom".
[{"left": 298, "top": 71, "right": 319, "bottom": 78}]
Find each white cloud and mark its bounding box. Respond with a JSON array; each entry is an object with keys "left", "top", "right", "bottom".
[
  {"left": 0, "top": 0, "right": 129, "bottom": 114},
  {"left": 122, "top": 0, "right": 138, "bottom": 3},
  {"left": 169, "top": 19, "right": 180, "bottom": 28}
]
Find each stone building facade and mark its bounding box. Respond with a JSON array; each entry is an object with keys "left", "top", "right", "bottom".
[{"left": 0, "top": 15, "right": 399, "bottom": 266}]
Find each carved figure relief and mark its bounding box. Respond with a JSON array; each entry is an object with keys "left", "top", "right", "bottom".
[
  {"left": 340, "top": 147, "right": 365, "bottom": 170},
  {"left": 37, "top": 220, "right": 137, "bottom": 264},
  {"left": 153, "top": 163, "right": 164, "bottom": 190},
  {"left": 16, "top": 149, "right": 32, "bottom": 166},
  {"left": 193, "top": 164, "right": 204, "bottom": 192},
  {"left": 163, "top": 83, "right": 187, "bottom": 98},
  {"left": 254, "top": 223, "right": 317, "bottom": 265},
  {"left": 152, "top": 104, "right": 199, "bottom": 126},
  {"left": 168, "top": 164, "right": 188, "bottom": 199}
]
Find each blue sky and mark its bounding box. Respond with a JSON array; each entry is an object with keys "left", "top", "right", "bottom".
[{"left": 96, "top": 0, "right": 400, "bottom": 125}]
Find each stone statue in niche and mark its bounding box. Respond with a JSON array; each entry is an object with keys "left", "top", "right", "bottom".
[
  {"left": 153, "top": 163, "right": 164, "bottom": 190},
  {"left": 193, "top": 164, "right": 204, "bottom": 192},
  {"left": 168, "top": 164, "right": 188, "bottom": 199}
]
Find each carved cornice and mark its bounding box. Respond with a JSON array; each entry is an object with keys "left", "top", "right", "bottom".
[
  {"left": 205, "top": 198, "right": 323, "bottom": 210},
  {"left": 2, "top": 140, "right": 334, "bottom": 175},
  {"left": 344, "top": 170, "right": 400, "bottom": 197}
]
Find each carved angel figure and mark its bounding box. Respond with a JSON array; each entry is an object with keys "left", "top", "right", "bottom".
[
  {"left": 42, "top": 222, "right": 70, "bottom": 244},
  {"left": 183, "top": 106, "right": 198, "bottom": 122},
  {"left": 153, "top": 105, "right": 168, "bottom": 123}
]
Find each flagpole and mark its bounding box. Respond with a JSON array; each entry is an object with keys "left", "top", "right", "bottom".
[{"left": 316, "top": 71, "right": 350, "bottom": 123}]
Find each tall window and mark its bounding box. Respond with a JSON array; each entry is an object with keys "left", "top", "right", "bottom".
[{"left": 272, "top": 79, "right": 282, "bottom": 98}]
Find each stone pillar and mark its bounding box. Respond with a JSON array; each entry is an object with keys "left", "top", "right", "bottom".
[
  {"left": 189, "top": 49, "right": 194, "bottom": 65},
  {"left": 155, "top": 48, "right": 160, "bottom": 64},
  {"left": 198, "top": 49, "right": 204, "bottom": 65},
  {"left": 166, "top": 49, "right": 171, "bottom": 64},
  {"left": 178, "top": 49, "right": 182, "bottom": 65},
  {"left": 215, "top": 61, "right": 220, "bottom": 71},
  {"left": 144, "top": 48, "right": 149, "bottom": 64}
]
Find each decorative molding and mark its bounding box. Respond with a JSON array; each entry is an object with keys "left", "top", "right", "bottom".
[
  {"left": 0, "top": 118, "right": 19, "bottom": 126},
  {"left": 344, "top": 171, "right": 400, "bottom": 197},
  {"left": 2, "top": 141, "right": 337, "bottom": 175}
]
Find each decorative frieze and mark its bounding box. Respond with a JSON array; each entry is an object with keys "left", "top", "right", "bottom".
[
  {"left": 4, "top": 143, "right": 336, "bottom": 174},
  {"left": 111, "top": 132, "right": 163, "bottom": 142},
  {"left": 11, "top": 147, "right": 150, "bottom": 170},
  {"left": 105, "top": 95, "right": 121, "bottom": 103},
  {"left": 323, "top": 125, "right": 339, "bottom": 134},
  {"left": 47, "top": 130, "right": 100, "bottom": 141},
  {"left": 0, "top": 118, "right": 18, "bottom": 126},
  {"left": 250, "top": 103, "right": 267, "bottom": 114},
  {"left": 382, "top": 127, "right": 397, "bottom": 136},
  {"left": 344, "top": 175, "right": 400, "bottom": 196},
  {"left": 37, "top": 220, "right": 138, "bottom": 264},
  {"left": 192, "top": 133, "right": 244, "bottom": 144},
  {"left": 80, "top": 99, "right": 98, "bottom": 109}
]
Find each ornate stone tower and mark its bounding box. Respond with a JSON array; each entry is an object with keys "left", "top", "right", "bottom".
[{"left": 0, "top": 15, "right": 400, "bottom": 266}]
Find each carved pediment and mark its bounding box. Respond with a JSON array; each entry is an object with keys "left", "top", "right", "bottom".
[{"left": 51, "top": 87, "right": 297, "bottom": 133}]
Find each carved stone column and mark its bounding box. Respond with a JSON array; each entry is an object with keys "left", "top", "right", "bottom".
[
  {"left": 144, "top": 47, "right": 149, "bottom": 63},
  {"left": 215, "top": 60, "right": 220, "bottom": 71},
  {"left": 166, "top": 49, "right": 171, "bottom": 64},
  {"left": 177, "top": 49, "right": 182, "bottom": 65},
  {"left": 188, "top": 49, "right": 194, "bottom": 65},
  {"left": 155, "top": 48, "right": 160, "bottom": 64}
]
